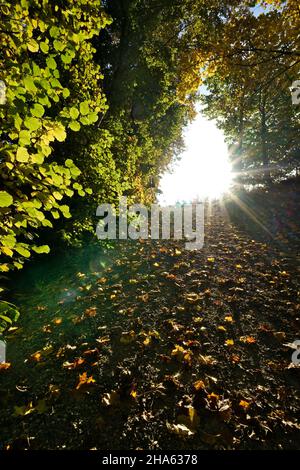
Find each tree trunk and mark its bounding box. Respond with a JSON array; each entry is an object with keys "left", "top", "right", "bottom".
[{"left": 259, "top": 91, "right": 272, "bottom": 185}]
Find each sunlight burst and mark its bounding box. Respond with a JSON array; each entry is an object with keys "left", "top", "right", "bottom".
[{"left": 158, "top": 110, "right": 233, "bottom": 205}]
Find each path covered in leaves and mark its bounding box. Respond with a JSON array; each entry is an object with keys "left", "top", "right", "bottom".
[{"left": 0, "top": 205, "right": 299, "bottom": 450}]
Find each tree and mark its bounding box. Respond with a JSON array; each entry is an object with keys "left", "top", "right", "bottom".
[{"left": 0, "top": 0, "right": 110, "bottom": 271}]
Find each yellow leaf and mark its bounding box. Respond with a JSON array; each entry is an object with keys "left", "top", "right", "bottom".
[
  {"left": 194, "top": 379, "right": 205, "bottom": 391},
  {"left": 31, "top": 351, "right": 42, "bottom": 362},
  {"left": 85, "top": 307, "right": 97, "bottom": 317},
  {"left": 76, "top": 372, "right": 95, "bottom": 390},
  {"left": 225, "top": 315, "right": 233, "bottom": 322},
  {"left": 14, "top": 402, "right": 35, "bottom": 416},
  {"left": 239, "top": 400, "right": 250, "bottom": 409},
  {"left": 240, "top": 336, "right": 256, "bottom": 344},
  {"left": 1, "top": 246, "right": 13, "bottom": 257},
  {"left": 217, "top": 325, "right": 226, "bottom": 332}
]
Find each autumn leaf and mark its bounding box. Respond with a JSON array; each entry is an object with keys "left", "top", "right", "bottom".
[
  {"left": 178, "top": 405, "right": 200, "bottom": 430},
  {"left": 76, "top": 372, "right": 95, "bottom": 390},
  {"left": 230, "top": 354, "right": 240, "bottom": 363},
  {"left": 14, "top": 402, "right": 35, "bottom": 416},
  {"left": 184, "top": 292, "right": 199, "bottom": 303},
  {"left": 101, "top": 391, "right": 120, "bottom": 407},
  {"left": 239, "top": 400, "right": 250, "bottom": 409},
  {"left": 225, "top": 315, "right": 233, "bottom": 322},
  {"left": 207, "top": 392, "right": 220, "bottom": 403},
  {"left": 166, "top": 422, "right": 195, "bottom": 437},
  {"left": 96, "top": 335, "right": 110, "bottom": 345},
  {"left": 0, "top": 362, "right": 11, "bottom": 371},
  {"left": 225, "top": 339, "right": 234, "bottom": 347},
  {"left": 171, "top": 345, "right": 193, "bottom": 364},
  {"left": 83, "top": 348, "right": 98, "bottom": 356},
  {"left": 130, "top": 387, "right": 137, "bottom": 399},
  {"left": 240, "top": 336, "right": 256, "bottom": 344},
  {"left": 63, "top": 357, "right": 85, "bottom": 369},
  {"left": 194, "top": 379, "right": 205, "bottom": 391},
  {"left": 85, "top": 307, "right": 97, "bottom": 317},
  {"left": 31, "top": 351, "right": 42, "bottom": 362},
  {"left": 198, "top": 355, "right": 217, "bottom": 365},
  {"left": 138, "top": 293, "right": 149, "bottom": 302},
  {"left": 218, "top": 325, "right": 227, "bottom": 332},
  {"left": 273, "top": 331, "right": 286, "bottom": 342}
]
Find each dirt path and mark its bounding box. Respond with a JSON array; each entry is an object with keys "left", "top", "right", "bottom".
[{"left": 0, "top": 205, "right": 299, "bottom": 450}]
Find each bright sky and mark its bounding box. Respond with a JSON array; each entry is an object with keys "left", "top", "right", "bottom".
[{"left": 158, "top": 108, "right": 233, "bottom": 205}]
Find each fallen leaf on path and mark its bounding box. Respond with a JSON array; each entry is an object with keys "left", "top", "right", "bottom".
[{"left": 76, "top": 372, "right": 95, "bottom": 390}]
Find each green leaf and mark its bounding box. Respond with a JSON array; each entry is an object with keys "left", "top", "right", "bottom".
[
  {"left": 53, "top": 40, "right": 65, "bottom": 52},
  {"left": 1, "top": 246, "right": 13, "bottom": 257},
  {"left": 31, "top": 153, "right": 44, "bottom": 164},
  {"left": 80, "top": 101, "right": 89, "bottom": 116},
  {"left": 61, "top": 53, "right": 73, "bottom": 64},
  {"left": 24, "top": 76, "right": 37, "bottom": 93},
  {"left": 0, "top": 315, "right": 13, "bottom": 324},
  {"left": 60, "top": 205, "right": 71, "bottom": 218},
  {"left": 19, "top": 130, "right": 31, "bottom": 146},
  {"left": 49, "top": 26, "right": 59, "bottom": 38},
  {"left": 24, "top": 117, "right": 41, "bottom": 131},
  {"left": 62, "top": 88, "right": 70, "bottom": 98},
  {"left": 69, "top": 121, "right": 80, "bottom": 132},
  {"left": 51, "top": 210, "right": 60, "bottom": 219},
  {"left": 32, "top": 245, "right": 50, "bottom": 254},
  {"left": 70, "top": 107, "right": 79, "bottom": 120},
  {"left": 16, "top": 147, "right": 29, "bottom": 162},
  {"left": 41, "top": 219, "right": 53, "bottom": 228},
  {"left": 27, "top": 38, "right": 39, "bottom": 53},
  {"left": 1, "top": 234, "right": 16, "bottom": 248},
  {"left": 40, "top": 42, "right": 49, "bottom": 53},
  {"left": 0, "top": 191, "right": 13, "bottom": 207},
  {"left": 52, "top": 124, "right": 66, "bottom": 142},
  {"left": 87, "top": 112, "right": 98, "bottom": 124},
  {"left": 14, "top": 245, "right": 31, "bottom": 258},
  {"left": 46, "top": 56, "right": 57, "bottom": 70},
  {"left": 65, "top": 159, "right": 74, "bottom": 168},
  {"left": 53, "top": 191, "right": 63, "bottom": 200},
  {"left": 31, "top": 103, "right": 45, "bottom": 118}
]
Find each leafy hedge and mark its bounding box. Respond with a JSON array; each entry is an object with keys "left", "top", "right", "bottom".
[{"left": 0, "top": 0, "right": 111, "bottom": 272}]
